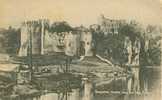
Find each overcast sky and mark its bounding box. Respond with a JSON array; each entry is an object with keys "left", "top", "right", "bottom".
[{"left": 0, "top": 0, "right": 162, "bottom": 28}]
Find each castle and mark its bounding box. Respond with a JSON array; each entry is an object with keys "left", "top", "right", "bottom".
[{"left": 18, "top": 20, "right": 93, "bottom": 57}]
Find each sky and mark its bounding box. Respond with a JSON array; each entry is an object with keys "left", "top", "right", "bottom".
[{"left": 0, "top": 0, "right": 162, "bottom": 28}]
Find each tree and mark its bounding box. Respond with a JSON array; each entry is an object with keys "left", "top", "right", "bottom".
[
  {"left": 147, "top": 36, "right": 161, "bottom": 66},
  {"left": 93, "top": 22, "right": 146, "bottom": 65},
  {"left": 50, "top": 21, "right": 74, "bottom": 33},
  {"left": 118, "top": 23, "right": 143, "bottom": 42},
  {"left": 3, "top": 26, "right": 20, "bottom": 55}
]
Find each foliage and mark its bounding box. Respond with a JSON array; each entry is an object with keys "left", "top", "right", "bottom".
[
  {"left": 91, "top": 26, "right": 126, "bottom": 65},
  {"left": 118, "top": 23, "right": 143, "bottom": 42},
  {"left": 92, "top": 23, "right": 161, "bottom": 66},
  {"left": 50, "top": 21, "right": 74, "bottom": 33},
  {"left": 147, "top": 36, "right": 161, "bottom": 66},
  {"left": 0, "top": 26, "right": 20, "bottom": 55},
  {"left": 140, "top": 25, "right": 161, "bottom": 66}
]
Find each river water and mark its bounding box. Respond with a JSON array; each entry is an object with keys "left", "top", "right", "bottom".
[
  {"left": 33, "top": 79, "right": 94, "bottom": 100},
  {"left": 31, "top": 80, "right": 129, "bottom": 100},
  {"left": 0, "top": 82, "right": 150, "bottom": 100},
  {"left": 1, "top": 76, "right": 153, "bottom": 100}
]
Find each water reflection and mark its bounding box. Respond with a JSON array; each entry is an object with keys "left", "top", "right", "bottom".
[
  {"left": 32, "top": 78, "right": 94, "bottom": 100},
  {"left": 82, "top": 78, "right": 94, "bottom": 100},
  {"left": 40, "top": 93, "right": 58, "bottom": 100},
  {"left": 39, "top": 89, "right": 80, "bottom": 100}
]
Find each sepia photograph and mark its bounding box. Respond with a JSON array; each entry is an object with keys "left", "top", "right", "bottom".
[{"left": 0, "top": 0, "right": 161, "bottom": 100}]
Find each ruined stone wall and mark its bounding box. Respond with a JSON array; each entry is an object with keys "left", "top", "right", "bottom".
[
  {"left": 44, "top": 31, "right": 80, "bottom": 56},
  {"left": 65, "top": 31, "right": 79, "bottom": 56},
  {"left": 18, "top": 23, "right": 29, "bottom": 56},
  {"left": 80, "top": 31, "right": 93, "bottom": 56},
  {"left": 19, "top": 20, "right": 93, "bottom": 57},
  {"left": 19, "top": 20, "right": 46, "bottom": 56},
  {"left": 31, "top": 23, "right": 41, "bottom": 55},
  {"left": 99, "top": 15, "right": 126, "bottom": 35}
]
